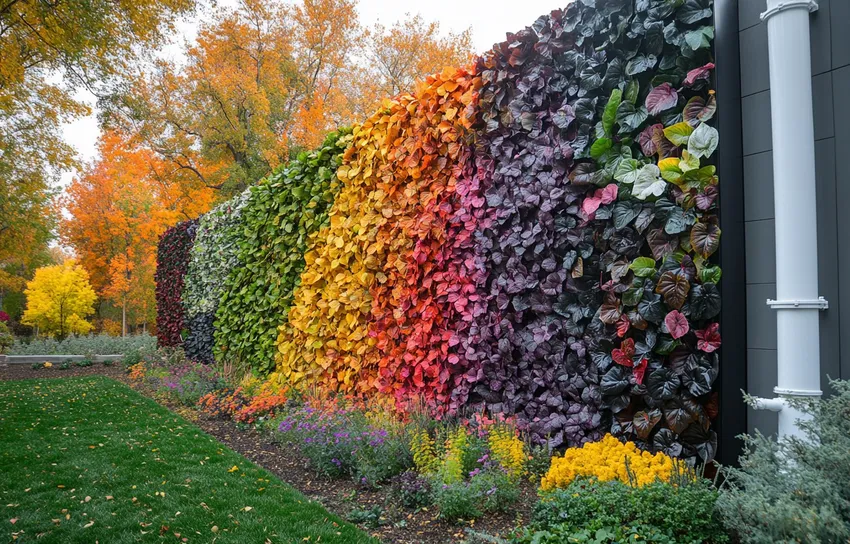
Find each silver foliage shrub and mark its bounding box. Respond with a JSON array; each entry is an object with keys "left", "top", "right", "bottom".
[
  {"left": 718, "top": 379, "right": 850, "bottom": 543},
  {"left": 183, "top": 190, "right": 251, "bottom": 318}
]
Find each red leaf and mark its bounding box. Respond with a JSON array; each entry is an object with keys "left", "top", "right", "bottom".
[
  {"left": 633, "top": 357, "right": 648, "bottom": 385},
  {"left": 695, "top": 322, "right": 721, "bottom": 353},
  {"left": 612, "top": 338, "right": 635, "bottom": 367},
  {"left": 616, "top": 314, "right": 630, "bottom": 338},
  {"left": 664, "top": 310, "right": 690, "bottom": 339}
]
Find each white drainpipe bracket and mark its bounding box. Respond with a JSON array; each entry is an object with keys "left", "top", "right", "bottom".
[
  {"left": 751, "top": 396, "right": 785, "bottom": 412},
  {"left": 766, "top": 296, "right": 829, "bottom": 310},
  {"left": 761, "top": 0, "right": 818, "bottom": 20}
]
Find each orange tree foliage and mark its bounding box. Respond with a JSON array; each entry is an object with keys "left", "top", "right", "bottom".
[
  {"left": 62, "top": 131, "right": 214, "bottom": 330},
  {"left": 104, "top": 0, "right": 296, "bottom": 196},
  {"left": 275, "top": 67, "right": 484, "bottom": 407},
  {"left": 105, "top": 0, "right": 474, "bottom": 194}
]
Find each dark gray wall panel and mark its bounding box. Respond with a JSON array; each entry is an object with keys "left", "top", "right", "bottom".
[
  {"left": 740, "top": 23, "right": 770, "bottom": 96},
  {"left": 810, "top": 0, "right": 832, "bottom": 75},
  {"left": 814, "top": 137, "right": 841, "bottom": 388},
  {"left": 742, "top": 90, "right": 773, "bottom": 155},
  {"left": 743, "top": 151, "right": 775, "bottom": 221},
  {"left": 739, "top": 0, "right": 762, "bottom": 31},
  {"left": 812, "top": 72, "right": 834, "bottom": 140},
  {"left": 745, "top": 220, "right": 777, "bottom": 284},
  {"left": 833, "top": 67, "right": 850, "bottom": 379},
  {"left": 747, "top": 283, "right": 777, "bottom": 350},
  {"left": 746, "top": 349, "right": 778, "bottom": 436},
  {"left": 832, "top": 0, "right": 850, "bottom": 69}
]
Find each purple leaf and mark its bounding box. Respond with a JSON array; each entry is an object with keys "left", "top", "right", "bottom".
[{"left": 645, "top": 83, "right": 679, "bottom": 115}]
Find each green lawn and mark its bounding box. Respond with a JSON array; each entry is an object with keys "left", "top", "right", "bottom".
[{"left": 0, "top": 376, "right": 377, "bottom": 543}]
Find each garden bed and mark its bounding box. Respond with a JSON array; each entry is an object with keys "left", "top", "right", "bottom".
[{"left": 0, "top": 364, "right": 532, "bottom": 543}]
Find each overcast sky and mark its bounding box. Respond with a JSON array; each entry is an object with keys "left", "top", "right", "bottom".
[{"left": 59, "top": 0, "right": 563, "bottom": 184}]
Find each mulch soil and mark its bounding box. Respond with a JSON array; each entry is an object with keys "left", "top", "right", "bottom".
[{"left": 0, "top": 363, "right": 535, "bottom": 543}]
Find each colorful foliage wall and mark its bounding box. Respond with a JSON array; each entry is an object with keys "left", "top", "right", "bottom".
[
  {"left": 214, "top": 130, "right": 352, "bottom": 372},
  {"left": 162, "top": 0, "right": 721, "bottom": 459},
  {"left": 155, "top": 219, "right": 198, "bottom": 347},
  {"left": 182, "top": 190, "right": 251, "bottom": 364}
]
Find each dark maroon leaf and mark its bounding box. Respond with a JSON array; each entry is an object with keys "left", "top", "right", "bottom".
[
  {"left": 634, "top": 408, "right": 663, "bottom": 440},
  {"left": 690, "top": 221, "right": 721, "bottom": 258},
  {"left": 656, "top": 271, "right": 691, "bottom": 310}
]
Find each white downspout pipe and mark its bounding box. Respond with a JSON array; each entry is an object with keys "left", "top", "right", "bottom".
[{"left": 751, "top": 0, "right": 827, "bottom": 440}]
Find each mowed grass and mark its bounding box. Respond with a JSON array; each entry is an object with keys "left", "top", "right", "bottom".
[{"left": 0, "top": 376, "right": 377, "bottom": 543}]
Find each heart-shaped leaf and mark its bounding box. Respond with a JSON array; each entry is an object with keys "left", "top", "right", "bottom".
[
  {"left": 656, "top": 271, "right": 691, "bottom": 309},
  {"left": 645, "top": 83, "right": 679, "bottom": 115},
  {"left": 664, "top": 310, "right": 689, "bottom": 339},
  {"left": 690, "top": 220, "right": 721, "bottom": 258}
]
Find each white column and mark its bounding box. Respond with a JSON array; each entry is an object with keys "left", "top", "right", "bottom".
[{"left": 757, "top": 0, "right": 827, "bottom": 440}]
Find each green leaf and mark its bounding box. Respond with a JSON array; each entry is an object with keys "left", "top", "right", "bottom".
[
  {"left": 603, "top": 89, "right": 622, "bottom": 136},
  {"left": 663, "top": 122, "right": 694, "bottom": 146},
  {"left": 633, "top": 164, "right": 667, "bottom": 200},
  {"left": 614, "top": 158, "right": 642, "bottom": 184},
  {"left": 616, "top": 101, "right": 649, "bottom": 133},
  {"left": 684, "top": 26, "right": 714, "bottom": 50},
  {"left": 624, "top": 79, "right": 640, "bottom": 104},
  {"left": 630, "top": 257, "right": 657, "bottom": 278},
  {"left": 590, "top": 137, "right": 614, "bottom": 160},
  {"left": 699, "top": 264, "right": 722, "bottom": 284},
  {"left": 688, "top": 122, "right": 719, "bottom": 159}
]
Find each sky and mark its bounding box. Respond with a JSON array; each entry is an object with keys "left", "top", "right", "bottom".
[{"left": 59, "top": 0, "right": 564, "bottom": 185}]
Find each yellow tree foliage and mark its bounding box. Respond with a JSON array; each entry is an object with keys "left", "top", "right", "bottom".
[
  {"left": 22, "top": 260, "right": 98, "bottom": 339},
  {"left": 61, "top": 131, "right": 214, "bottom": 333}
]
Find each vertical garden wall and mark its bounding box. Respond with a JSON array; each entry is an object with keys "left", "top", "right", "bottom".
[
  {"left": 158, "top": 0, "right": 720, "bottom": 459},
  {"left": 155, "top": 219, "right": 198, "bottom": 347}
]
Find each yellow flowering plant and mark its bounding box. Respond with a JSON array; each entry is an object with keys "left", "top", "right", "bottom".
[
  {"left": 540, "top": 434, "right": 676, "bottom": 492},
  {"left": 487, "top": 424, "right": 527, "bottom": 481}
]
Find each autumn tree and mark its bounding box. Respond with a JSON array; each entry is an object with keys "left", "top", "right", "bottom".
[
  {"left": 104, "top": 0, "right": 297, "bottom": 196},
  {"left": 22, "top": 260, "right": 97, "bottom": 339},
  {"left": 104, "top": 0, "right": 474, "bottom": 187},
  {"left": 352, "top": 15, "right": 473, "bottom": 117},
  {"left": 61, "top": 131, "right": 214, "bottom": 335},
  {"left": 0, "top": 0, "right": 198, "bottom": 291}
]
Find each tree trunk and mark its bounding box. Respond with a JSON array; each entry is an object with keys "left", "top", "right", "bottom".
[{"left": 122, "top": 297, "right": 127, "bottom": 338}]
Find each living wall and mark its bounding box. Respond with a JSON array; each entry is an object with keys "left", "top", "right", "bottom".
[
  {"left": 214, "top": 130, "right": 352, "bottom": 372},
  {"left": 155, "top": 219, "right": 198, "bottom": 347},
  {"left": 182, "top": 191, "right": 251, "bottom": 364},
  {"left": 161, "top": 0, "right": 720, "bottom": 459}
]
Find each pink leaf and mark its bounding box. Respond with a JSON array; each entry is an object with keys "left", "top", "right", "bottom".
[
  {"left": 600, "top": 183, "right": 618, "bottom": 205},
  {"left": 664, "top": 310, "right": 690, "bottom": 339},
  {"left": 645, "top": 83, "right": 679, "bottom": 115},
  {"left": 684, "top": 63, "right": 715, "bottom": 87},
  {"left": 582, "top": 195, "right": 602, "bottom": 216},
  {"left": 695, "top": 322, "right": 721, "bottom": 353}
]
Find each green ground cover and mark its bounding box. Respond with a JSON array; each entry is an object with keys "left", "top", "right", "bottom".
[{"left": 0, "top": 376, "right": 377, "bottom": 543}]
